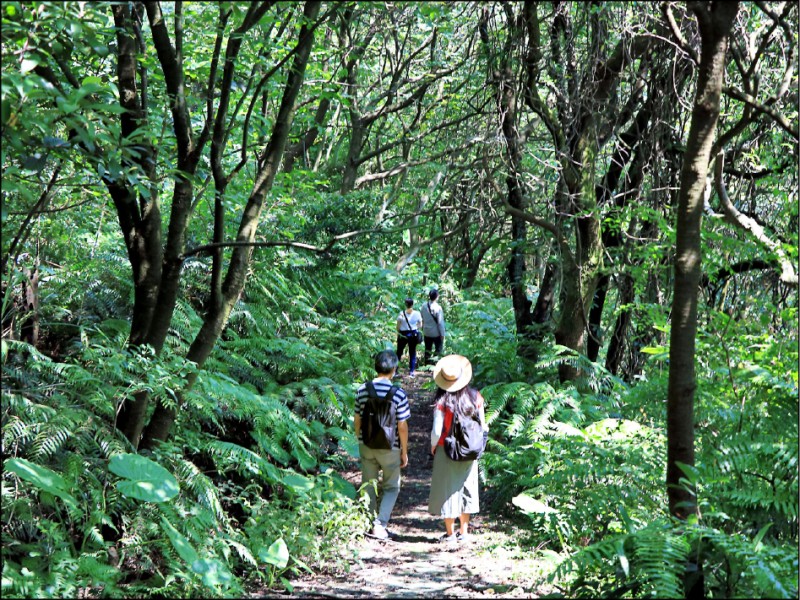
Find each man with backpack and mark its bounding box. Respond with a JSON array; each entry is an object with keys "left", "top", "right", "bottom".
[{"left": 354, "top": 350, "right": 411, "bottom": 540}]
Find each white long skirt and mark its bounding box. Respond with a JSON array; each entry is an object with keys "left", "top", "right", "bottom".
[{"left": 427, "top": 448, "right": 480, "bottom": 518}]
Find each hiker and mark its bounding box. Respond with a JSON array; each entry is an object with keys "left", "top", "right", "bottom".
[
  {"left": 396, "top": 297, "right": 423, "bottom": 378},
  {"left": 421, "top": 288, "right": 446, "bottom": 365},
  {"left": 354, "top": 350, "right": 411, "bottom": 540},
  {"left": 428, "top": 354, "right": 488, "bottom": 547}
]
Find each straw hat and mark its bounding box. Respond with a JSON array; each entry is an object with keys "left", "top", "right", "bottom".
[{"left": 433, "top": 354, "right": 473, "bottom": 392}]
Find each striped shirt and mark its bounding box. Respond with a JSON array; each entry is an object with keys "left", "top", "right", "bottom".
[{"left": 356, "top": 378, "right": 411, "bottom": 448}]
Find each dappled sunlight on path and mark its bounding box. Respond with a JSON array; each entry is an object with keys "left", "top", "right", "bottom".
[{"left": 250, "top": 369, "right": 551, "bottom": 599}]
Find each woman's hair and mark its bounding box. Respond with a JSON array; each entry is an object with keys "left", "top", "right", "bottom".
[
  {"left": 434, "top": 386, "right": 477, "bottom": 417},
  {"left": 405, "top": 297, "right": 414, "bottom": 308}
]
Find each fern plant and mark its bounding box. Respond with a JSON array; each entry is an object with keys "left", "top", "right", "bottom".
[{"left": 547, "top": 517, "right": 798, "bottom": 599}]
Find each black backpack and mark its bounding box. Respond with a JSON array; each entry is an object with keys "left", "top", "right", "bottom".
[
  {"left": 361, "top": 382, "right": 400, "bottom": 450},
  {"left": 444, "top": 398, "right": 486, "bottom": 462}
]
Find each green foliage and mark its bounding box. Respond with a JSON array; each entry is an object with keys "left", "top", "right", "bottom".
[
  {"left": 1, "top": 2, "right": 797, "bottom": 598},
  {"left": 547, "top": 518, "right": 798, "bottom": 599},
  {"left": 482, "top": 305, "right": 797, "bottom": 597},
  {"left": 445, "top": 290, "right": 525, "bottom": 382},
  {"left": 241, "top": 470, "right": 371, "bottom": 586},
  {"left": 0, "top": 310, "right": 366, "bottom": 597}
]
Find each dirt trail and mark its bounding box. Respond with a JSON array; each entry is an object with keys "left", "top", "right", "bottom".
[{"left": 252, "top": 369, "right": 551, "bottom": 599}]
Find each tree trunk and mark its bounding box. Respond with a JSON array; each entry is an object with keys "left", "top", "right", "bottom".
[
  {"left": 140, "top": 0, "right": 322, "bottom": 448},
  {"left": 531, "top": 260, "right": 556, "bottom": 330},
  {"left": 667, "top": 0, "right": 738, "bottom": 520},
  {"left": 554, "top": 179, "right": 603, "bottom": 381},
  {"left": 586, "top": 273, "right": 609, "bottom": 362},
  {"left": 500, "top": 66, "right": 535, "bottom": 355},
  {"left": 340, "top": 118, "right": 365, "bottom": 194},
  {"left": 283, "top": 97, "right": 331, "bottom": 172},
  {"left": 605, "top": 273, "right": 633, "bottom": 376}
]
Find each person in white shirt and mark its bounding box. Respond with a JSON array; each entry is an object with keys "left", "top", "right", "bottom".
[
  {"left": 420, "top": 288, "right": 446, "bottom": 365},
  {"left": 396, "top": 298, "right": 423, "bottom": 378}
]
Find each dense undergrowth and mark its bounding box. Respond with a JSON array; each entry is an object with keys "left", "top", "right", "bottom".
[{"left": 2, "top": 259, "right": 798, "bottom": 598}]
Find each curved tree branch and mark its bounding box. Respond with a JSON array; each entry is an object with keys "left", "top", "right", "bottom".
[
  {"left": 722, "top": 86, "right": 799, "bottom": 142},
  {"left": 714, "top": 152, "right": 797, "bottom": 286}
]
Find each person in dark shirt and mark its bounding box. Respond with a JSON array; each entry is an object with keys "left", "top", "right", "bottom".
[{"left": 421, "top": 288, "right": 446, "bottom": 365}]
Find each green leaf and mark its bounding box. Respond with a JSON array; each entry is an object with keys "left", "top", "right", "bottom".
[
  {"left": 674, "top": 461, "right": 700, "bottom": 485},
  {"left": 109, "top": 453, "right": 179, "bottom": 502},
  {"left": 619, "top": 505, "right": 634, "bottom": 533},
  {"left": 616, "top": 539, "right": 630, "bottom": 577},
  {"left": 81, "top": 76, "right": 104, "bottom": 88},
  {"left": 640, "top": 346, "right": 667, "bottom": 355},
  {"left": 512, "top": 493, "right": 558, "bottom": 514},
  {"left": 84, "top": 102, "right": 128, "bottom": 114},
  {"left": 161, "top": 517, "right": 199, "bottom": 564},
  {"left": 192, "top": 558, "right": 233, "bottom": 588},
  {"left": 20, "top": 57, "right": 39, "bottom": 74},
  {"left": 259, "top": 538, "right": 289, "bottom": 569},
  {"left": 338, "top": 432, "right": 360, "bottom": 458},
  {"left": 55, "top": 95, "right": 79, "bottom": 114},
  {"left": 5, "top": 458, "right": 79, "bottom": 510},
  {"left": 753, "top": 523, "right": 773, "bottom": 551},
  {"left": 329, "top": 472, "right": 356, "bottom": 499},
  {"left": 281, "top": 471, "right": 315, "bottom": 493}
]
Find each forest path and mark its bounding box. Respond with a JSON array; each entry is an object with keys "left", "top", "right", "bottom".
[{"left": 252, "top": 368, "right": 552, "bottom": 598}]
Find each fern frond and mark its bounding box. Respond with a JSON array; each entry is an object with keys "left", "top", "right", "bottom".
[
  {"left": 206, "top": 441, "right": 280, "bottom": 484},
  {"left": 225, "top": 539, "right": 258, "bottom": 567},
  {"left": 481, "top": 381, "right": 539, "bottom": 425},
  {"left": 30, "top": 424, "right": 73, "bottom": 459},
  {"left": 173, "top": 458, "right": 226, "bottom": 522},
  {"left": 251, "top": 430, "right": 292, "bottom": 466},
  {"left": 631, "top": 525, "right": 689, "bottom": 598}
]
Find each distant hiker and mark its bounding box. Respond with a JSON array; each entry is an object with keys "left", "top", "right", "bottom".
[
  {"left": 421, "top": 288, "right": 446, "bottom": 365},
  {"left": 355, "top": 350, "right": 411, "bottom": 540},
  {"left": 428, "top": 354, "right": 488, "bottom": 547},
  {"left": 396, "top": 297, "right": 423, "bottom": 378}
]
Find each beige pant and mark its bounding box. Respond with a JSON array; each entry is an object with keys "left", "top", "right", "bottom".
[{"left": 359, "top": 444, "right": 402, "bottom": 527}]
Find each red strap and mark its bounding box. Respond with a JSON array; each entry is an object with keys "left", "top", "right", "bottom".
[{"left": 437, "top": 407, "right": 453, "bottom": 446}]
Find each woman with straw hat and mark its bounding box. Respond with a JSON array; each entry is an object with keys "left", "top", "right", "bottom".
[{"left": 428, "top": 354, "right": 489, "bottom": 547}]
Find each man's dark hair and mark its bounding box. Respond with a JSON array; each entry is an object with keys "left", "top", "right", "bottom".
[
  {"left": 374, "top": 350, "right": 399, "bottom": 374},
  {"left": 429, "top": 288, "right": 439, "bottom": 301},
  {"left": 405, "top": 297, "right": 414, "bottom": 308}
]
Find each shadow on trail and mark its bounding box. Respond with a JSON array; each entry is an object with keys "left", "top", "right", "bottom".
[{"left": 250, "top": 370, "right": 545, "bottom": 599}]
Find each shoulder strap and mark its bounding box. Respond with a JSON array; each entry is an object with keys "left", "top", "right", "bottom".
[
  {"left": 427, "top": 301, "right": 439, "bottom": 324},
  {"left": 402, "top": 310, "right": 412, "bottom": 330},
  {"left": 446, "top": 405, "right": 458, "bottom": 436},
  {"left": 365, "top": 381, "right": 399, "bottom": 403},
  {"left": 384, "top": 385, "right": 400, "bottom": 405}
]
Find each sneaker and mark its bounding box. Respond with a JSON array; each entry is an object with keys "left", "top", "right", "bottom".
[
  {"left": 439, "top": 533, "right": 458, "bottom": 546},
  {"left": 409, "top": 372, "right": 416, "bottom": 379},
  {"left": 369, "top": 524, "right": 389, "bottom": 540},
  {"left": 457, "top": 532, "right": 473, "bottom": 543}
]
